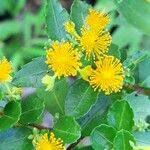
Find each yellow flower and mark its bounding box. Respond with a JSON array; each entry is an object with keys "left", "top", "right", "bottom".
[
  {"left": 79, "top": 28, "right": 111, "bottom": 59},
  {"left": 64, "top": 21, "right": 76, "bottom": 35},
  {"left": 46, "top": 41, "right": 81, "bottom": 78},
  {"left": 90, "top": 56, "right": 124, "bottom": 95},
  {"left": 0, "top": 58, "right": 12, "bottom": 82},
  {"left": 85, "top": 9, "right": 109, "bottom": 31},
  {"left": 36, "top": 133, "right": 65, "bottom": 150}
]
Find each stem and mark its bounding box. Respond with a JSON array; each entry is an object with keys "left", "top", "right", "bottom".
[
  {"left": 4, "top": 83, "right": 12, "bottom": 97},
  {"left": 28, "top": 124, "right": 51, "bottom": 130},
  {"left": 67, "top": 137, "right": 84, "bottom": 150},
  {"left": 0, "top": 112, "right": 3, "bottom": 116}
]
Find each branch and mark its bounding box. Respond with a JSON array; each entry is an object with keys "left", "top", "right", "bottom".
[
  {"left": 125, "top": 84, "right": 150, "bottom": 96},
  {"left": 67, "top": 137, "right": 84, "bottom": 150},
  {"left": 0, "top": 112, "right": 3, "bottom": 116},
  {"left": 16, "top": 123, "right": 51, "bottom": 130},
  {"left": 28, "top": 123, "right": 52, "bottom": 130}
]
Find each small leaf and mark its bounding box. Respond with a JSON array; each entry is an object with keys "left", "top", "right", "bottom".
[
  {"left": 37, "top": 78, "right": 68, "bottom": 115},
  {"left": 13, "top": 57, "right": 48, "bottom": 88},
  {"left": 108, "top": 44, "right": 121, "bottom": 59},
  {"left": 79, "top": 95, "right": 111, "bottom": 136},
  {"left": 65, "top": 79, "right": 99, "bottom": 119},
  {"left": 70, "top": 0, "right": 90, "bottom": 33},
  {"left": 113, "top": 129, "right": 135, "bottom": 150},
  {"left": 53, "top": 116, "right": 81, "bottom": 144},
  {"left": 0, "top": 128, "right": 33, "bottom": 150},
  {"left": 91, "top": 124, "right": 117, "bottom": 150},
  {"left": 107, "top": 100, "right": 134, "bottom": 131},
  {"left": 0, "top": 101, "right": 21, "bottom": 131},
  {"left": 19, "top": 94, "right": 45, "bottom": 124},
  {"left": 46, "top": 0, "right": 69, "bottom": 40}
]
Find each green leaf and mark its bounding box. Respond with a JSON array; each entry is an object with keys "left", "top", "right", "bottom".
[
  {"left": 19, "top": 94, "right": 45, "bottom": 124},
  {"left": 133, "top": 131, "right": 150, "bottom": 146},
  {"left": 125, "top": 92, "right": 150, "bottom": 124},
  {"left": 13, "top": 57, "right": 48, "bottom": 88},
  {"left": 65, "top": 79, "right": 99, "bottom": 119},
  {"left": 79, "top": 95, "right": 111, "bottom": 136},
  {"left": 108, "top": 44, "right": 121, "bottom": 59},
  {"left": 113, "top": 0, "right": 150, "bottom": 35},
  {"left": 0, "top": 101, "right": 21, "bottom": 131},
  {"left": 91, "top": 124, "right": 117, "bottom": 150},
  {"left": 45, "top": 0, "right": 69, "bottom": 40},
  {"left": 37, "top": 78, "right": 68, "bottom": 115},
  {"left": 0, "top": 20, "right": 21, "bottom": 40},
  {"left": 113, "top": 129, "right": 135, "bottom": 150},
  {"left": 53, "top": 116, "right": 81, "bottom": 144},
  {"left": 123, "top": 50, "right": 148, "bottom": 69},
  {"left": 136, "top": 54, "right": 150, "bottom": 88},
  {"left": 107, "top": 100, "right": 134, "bottom": 131},
  {"left": 70, "top": 0, "right": 90, "bottom": 33},
  {"left": 0, "top": 89, "right": 4, "bottom": 100},
  {"left": 0, "top": 128, "right": 33, "bottom": 150}
]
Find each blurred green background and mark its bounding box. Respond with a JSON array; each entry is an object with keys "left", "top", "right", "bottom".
[{"left": 0, "top": 0, "right": 150, "bottom": 72}]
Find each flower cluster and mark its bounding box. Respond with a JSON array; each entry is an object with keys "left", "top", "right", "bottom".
[{"left": 45, "top": 9, "right": 124, "bottom": 95}]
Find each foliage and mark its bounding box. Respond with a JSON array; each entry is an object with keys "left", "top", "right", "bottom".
[{"left": 0, "top": 0, "right": 150, "bottom": 149}]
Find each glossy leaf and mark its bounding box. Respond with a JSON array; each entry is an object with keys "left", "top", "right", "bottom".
[
  {"left": 46, "top": 0, "right": 69, "bottom": 40},
  {"left": 114, "top": 129, "right": 135, "bottom": 150},
  {"left": 91, "top": 124, "right": 117, "bottom": 150},
  {"left": 19, "top": 94, "right": 45, "bottom": 124},
  {"left": 0, "top": 101, "right": 21, "bottom": 131},
  {"left": 13, "top": 57, "right": 48, "bottom": 88},
  {"left": 107, "top": 100, "right": 134, "bottom": 131},
  {"left": 37, "top": 79, "right": 68, "bottom": 115},
  {"left": 0, "top": 128, "right": 33, "bottom": 150},
  {"left": 53, "top": 116, "right": 81, "bottom": 144},
  {"left": 79, "top": 95, "right": 111, "bottom": 136},
  {"left": 65, "top": 79, "right": 99, "bottom": 119}
]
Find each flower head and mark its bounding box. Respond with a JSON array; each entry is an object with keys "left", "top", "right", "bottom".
[
  {"left": 46, "top": 41, "right": 81, "bottom": 78},
  {"left": 85, "top": 9, "right": 109, "bottom": 31},
  {"left": 90, "top": 56, "right": 124, "bottom": 95},
  {"left": 36, "top": 133, "right": 65, "bottom": 150},
  {"left": 79, "top": 29, "right": 111, "bottom": 59},
  {"left": 0, "top": 58, "right": 12, "bottom": 82},
  {"left": 64, "top": 21, "right": 76, "bottom": 35}
]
